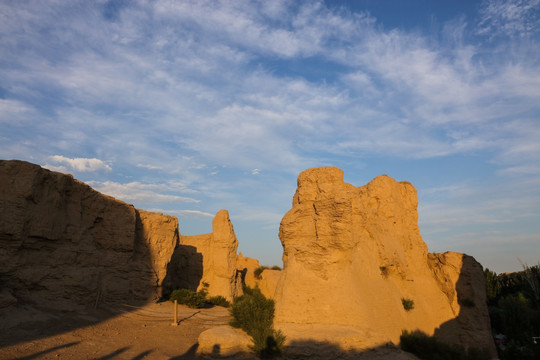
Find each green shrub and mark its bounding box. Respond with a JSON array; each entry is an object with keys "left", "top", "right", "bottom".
[
  {"left": 208, "top": 295, "right": 230, "bottom": 308},
  {"left": 254, "top": 266, "right": 267, "bottom": 280},
  {"left": 401, "top": 298, "right": 414, "bottom": 311},
  {"left": 170, "top": 288, "right": 208, "bottom": 308},
  {"left": 484, "top": 268, "right": 501, "bottom": 306},
  {"left": 230, "top": 286, "right": 285, "bottom": 358},
  {"left": 485, "top": 265, "right": 540, "bottom": 359},
  {"left": 257, "top": 328, "right": 286, "bottom": 358},
  {"left": 230, "top": 287, "right": 273, "bottom": 336},
  {"left": 519, "top": 261, "right": 540, "bottom": 308},
  {"left": 170, "top": 281, "right": 234, "bottom": 309},
  {"left": 499, "top": 293, "right": 532, "bottom": 343},
  {"left": 400, "top": 330, "right": 490, "bottom": 360},
  {"left": 254, "top": 266, "right": 281, "bottom": 280},
  {"left": 500, "top": 338, "right": 540, "bottom": 360}
]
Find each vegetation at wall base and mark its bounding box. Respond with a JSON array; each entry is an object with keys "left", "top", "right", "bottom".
[
  {"left": 400, "top": 330, "right": 490, "bottom": 360},
  {"left": 254, "top": 266, "right": 266, "bottom": 280},
  {"left": 484, "top": 263, "right": 540, "bottom": 360},
  {"left": 208, "top": 295, "right": 230, "bottom": 308},
  {"left": 230, "top": 286, "right": 285, "bottom": 358},
  {"left": 254, "top": 265, "right": 281, "bottom": 280},
  {"left": 169, "top": 287, "right": 230, "bottom": 308},
  {"left": 170, "top": 288, "right": 207, "bottom": 308}
]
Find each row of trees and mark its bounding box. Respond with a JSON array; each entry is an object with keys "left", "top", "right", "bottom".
[{"left": 484, "top": 262, "right": 540, "bottom": 359}]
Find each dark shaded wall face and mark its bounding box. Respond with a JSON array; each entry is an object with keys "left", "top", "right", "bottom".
[
  {"left": 0, "top": 160, "right": 202, "bottom": 351},
  {"left": 162, "top": 244, "right": 203, "bottom": 298},
  {"left": 0, "top": 160, "right": 159, "bottom": 310},
  {"left": 433, "top": 254, "right": 498, "bottom": 357}
]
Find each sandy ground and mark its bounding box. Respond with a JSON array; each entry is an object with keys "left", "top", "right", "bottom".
[
  {"left": 0, "top": 303, "right": 421, "bottom": 360},
  {"left": 0, "top": 302, "right": 231, "bottom": 360}
]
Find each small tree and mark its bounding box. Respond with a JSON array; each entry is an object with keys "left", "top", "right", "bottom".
[
  {"left": 499, "top": 293, "right": 532, "bottom": 344},
  {"left": 230, "top": 287, "right": 285, "bottom": 357},
  {"left": 484, "top": 268, "right": 501, "bottom": 306},
  {"left": 519, "top": 260, "right": 540, "bottom": 308}
]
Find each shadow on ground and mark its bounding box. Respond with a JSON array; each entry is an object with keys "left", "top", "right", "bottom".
[
  {"left": 0, "top": 160, "right": 203, "bottom": 352},
  {"left": 170, "top": 341, "right": 416, "bottom": 360}
]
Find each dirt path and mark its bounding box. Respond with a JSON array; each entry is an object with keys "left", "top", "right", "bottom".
[{"left": 0, "top": 302, "right": 231, "bottom": 360}]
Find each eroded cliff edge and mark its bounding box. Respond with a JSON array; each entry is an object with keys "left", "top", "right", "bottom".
[
  {"left": 0, "top": 160, "right": 243, "bottom": 316},
  {"left": 274, "top": 167, "right": 496, "bottom": 357},
  {"left": 0, "top": 160, "right": 182, "bottom": 311},
  {"left": 179, "top": 209, "right": 243, "bottom": 301}
]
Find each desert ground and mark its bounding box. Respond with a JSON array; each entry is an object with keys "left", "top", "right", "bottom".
[{"left": 0, "top": 302, "right": 232, "bottom": 360}]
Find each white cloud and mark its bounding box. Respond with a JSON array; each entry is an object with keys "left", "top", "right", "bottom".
[
  {"left": 251, "top": 169, "right": 260, "bottom": 175},
  {"left": 87, "top": 181, "right": 199, "bottom": 204},
  {"left": 477, "top": 0, "right": 540, "bottom": 38},
  {"left": 46, "top": 155, "right": 112, "bottom": 172},
  {"left": 3, "top": 0, "right": 537, "bottom": 171},
  {"left": 0, "top": 99, "right": 38, "bottom": 124},
  {"left": 137, "top": 163, "right": 162, "bottom": 170},
  {"left": 490, "top": 118, "right": 540, "bottom": 176},
  {"left": 419, "top": 180, "right": 540, "bottom": 231},
  {"left": 498, "top": 165, "right": 540, "bottom": 176},
  {"left": 150, "top": 209, "right": 214, "bottom": 219}
]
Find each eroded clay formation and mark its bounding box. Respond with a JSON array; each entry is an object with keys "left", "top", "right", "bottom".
[
  {"left": 274, "top": 167, "right": 495, "bottom": 356},
  {"left": 180, "top": 209, "right": 243, "bottom": 301},
  {"left": 0, "top": 160, "right": 243, "bottom": 310},
  {"left": 0, "top": 161, "right": 495, "bottom": 357}
]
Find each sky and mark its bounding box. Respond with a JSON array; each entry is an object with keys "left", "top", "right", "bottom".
[{"left": 1, "top": 0, "right": 539, "bottom": 273}]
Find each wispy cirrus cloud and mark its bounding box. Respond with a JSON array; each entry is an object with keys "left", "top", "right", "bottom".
[
  {"left": 2, "top": 0, "right": 538, "bottom": 169},
  {"left": 0, "top": 99, "right": 39, "bottom": 124},
  {"left": 149, "top": 209, "right": 215, "bottom": 219},
  {"left": 86, "top": 181, "right": 199, "bottom": 204},
  {"left": 477, "top": 0, "right": 540, "bottom": 38},
  {"left": 1, "top": 0, "right": 539, "bottom": 271}
]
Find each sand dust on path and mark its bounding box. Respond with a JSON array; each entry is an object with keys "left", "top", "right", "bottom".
[{"left": 0, "top": 302, "right": 231, "bottom": 360}]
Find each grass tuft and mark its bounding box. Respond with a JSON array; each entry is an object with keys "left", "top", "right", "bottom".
[{"left": 401, "top": 298, "right": 414, "bottom": 311}]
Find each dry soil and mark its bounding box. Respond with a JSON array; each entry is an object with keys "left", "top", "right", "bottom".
[{"left": 0, "top": 302, "right": 230, "bottom": 360}]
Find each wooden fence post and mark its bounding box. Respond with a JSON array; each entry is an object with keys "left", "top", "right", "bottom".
[{"left": 171, "top": 299, "right": 178, "bottom": 326}]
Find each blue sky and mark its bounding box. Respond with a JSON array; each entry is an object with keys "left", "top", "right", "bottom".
[{"left": 1, "top": 0, "right": 539, "bottom": 273}]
